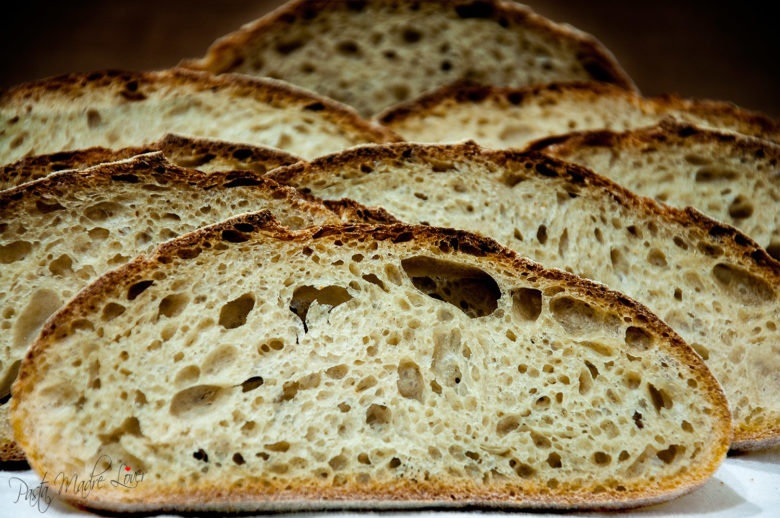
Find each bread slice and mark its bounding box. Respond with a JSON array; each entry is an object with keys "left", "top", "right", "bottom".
[
  {"left": 11, "top": 213, "right": 729, "bottom": 511},
  {"left": 528, "top": 121, "right": 780, "bottom": 261},
  {"left": 377, "top": 82, "right": 780, "bottom": 147},
  {"left": 0, "top": 153, "right": 394, "bottom": 461},
  {"left": 269, "top": 142, "right": 780, "bottom": 450},
  {"left": 0, "top": 133, "right": 301, "bottom": 190},
  {"left": 0, "top": 69, "right": 398, "bottom": 165},
  {"left": 182, "top": 0, "right": 635, "bottom": 117}
]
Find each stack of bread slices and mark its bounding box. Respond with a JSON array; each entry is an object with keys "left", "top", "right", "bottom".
[{"left": 2, "top": 0, "right": 777, "bottom": 513}]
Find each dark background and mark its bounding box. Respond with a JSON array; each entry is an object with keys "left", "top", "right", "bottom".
[{"left": 1, "top": 0, "right": 777, "bottom": 118}]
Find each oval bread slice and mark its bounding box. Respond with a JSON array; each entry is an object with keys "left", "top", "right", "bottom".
[
  {"left": 0, "top": 153, "right": 392, "bottom": 460},
  {"left": 11, "top": 214, "right": 729, "bottom": 511},
  {"left": 0, "top": 134, "right": 301, "bottom": 190},
  {"left": 268, "top": 142, "right": 780, "bottom": 449},
  {"left": 182, "top": 0, "right": 635, "bottom": 117},
  {"left": 377, "top": 82, "right": 780, "bottom": 147},
  {"left": 0, "top": 69, "right": 398, "bottom": 164},
  {"left": 528, "top": 121, "right": 780, "bottom": 261}
]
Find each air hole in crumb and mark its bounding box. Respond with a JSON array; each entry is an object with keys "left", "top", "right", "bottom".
[
  {"left": 647, "top": 383, "right": 673, "bottom": 412},
  {"left": 219, "top": 294, "right": 255, "bottom": 329},
  {"left": 101, "top": 302, "right": 126, "bottom": 321},
  {"left": 289, "top": 285, "right": 352, "bottom": 330},
  {"left": 625, "top": 326, "right": 653, "bottom": 351},
  {"left": 657, "top": 444, "right": 682, "bottom": 464},
  {"left": 512, "top": 288, "right": 542, "bottom": 321},
  {"left": 550, "top": 297, "right": 600, "bottom": 334},
  {"left": 401, "top": 256, "right": 500, "bottom": 318},
  {"left": 158, "top": 293, "right": 189, "bottom": 318},
  {"left": 397, "top": 360, "right": 423, "bottom": 401},
  {"left": 241, "top": 377, "right": 264, "bottom": 393},
  {"left": 170, "top": 385, "right": 225, "bottom": 417},
  {"left": 712, "top": 263, "right": 774, "bottom": 305},
  {"left": 127, "top": 281, "right": 153, "bottom": 301},
  {"left": 536, "top": 225, "right": 548, "bottom": 244},
  {"left": 366, "top": 404, "right": 391, "bottom": 426},
  {"left": 727, "top": 195, "right": 754, "bottom": 219}
]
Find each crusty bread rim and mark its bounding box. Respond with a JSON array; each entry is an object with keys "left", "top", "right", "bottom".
[
  {"left": 525, "top": 119, "right": 780, "bottom": 160},
  {"left": 375, "top": 81, "right": 780, "bottom": 141},
  {"left": 11, "top": 211, "right": 730, "bottom": 511},
  {"left": 0, "top": 152, "right": 311, "bottom": 209},
  {"left": 0, "top": 151, "right": 399, "bottom": 228},
  {"left": 0, "top": 68, "right": 401, "bottom": 144},
  {"left": 0, "top": 133, "right": 303, "bottom": 190},
  {"left": 0, "top": 151, "right": 400, "bottom": 228},
  {"left": 181, "top": 0, "right": 636, "bottom": 92},
  {"left": 267, "top": 140, "right": 780, "bottom": 449}
]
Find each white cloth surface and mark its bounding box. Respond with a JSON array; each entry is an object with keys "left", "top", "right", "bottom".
[{"left": 0, "top": 448, "right": 778, "bottom": 517}]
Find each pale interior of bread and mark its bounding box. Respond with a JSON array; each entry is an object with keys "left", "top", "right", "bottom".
[{"left": 273, "top": 149, "right": 779, "bottom": 447}]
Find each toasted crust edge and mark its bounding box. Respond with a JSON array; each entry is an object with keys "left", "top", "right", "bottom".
[
  {"left": 11, "top": 212, "right": 730, "bottom": 511},
  {"left": 375, "top": 81, "right": 780, "bottom": 142},
  {"left": 0, "top": 133, "right": 302, "bottom": 190},
  {"left": 0, "top": 68, "right": 402, "bottom": 145},
  {"left": 181, "top": 0, "right": 635, "bottom": 92},
  {"left": 525, "top": 119, "right": 780, "bottom": 161}
]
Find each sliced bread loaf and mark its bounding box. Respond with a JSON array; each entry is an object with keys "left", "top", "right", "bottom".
[
  {"left": 528, "top": 121, "right": 780, "bottom": 261},
  {"left": 269, "top": 142, "right": 780, "bottom": 450},
  {"left": 377, "top": 82, "right": 780, "bottom": 147},
  {"left": 182, "top": 0, "right": 634, "bottom": 117},
  {"left": 0, "top": 133, "right": 301, "bottom": 190},
  {"left": 0, "top": 69, "right": 398, "bottom": 165},
  {"left": 0, "top": 153, "right": 388, "bottom": 461},
  {"left": 11, "top": 214, "right": 729, "bottom": 511}
]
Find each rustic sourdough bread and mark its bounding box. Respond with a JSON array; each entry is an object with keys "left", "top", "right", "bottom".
[
  {"left": 377, "top": 82, "right": 780, "bottom": 147},
  {"left": 182, "top": 0, "right": 635, "bottom": 117},
  {"left": 0, "top": 153, "right": 390, "bottom": 461},
  {"left": 529, "top": 121, "right": 780, "bottom": 261},
  {"left": 269, "top": 142, "right": 780, "bottom": 450},
  {"left": 12, "top": 214, "right": 729, "bottom": 511},
  {"left": 0, "top": 134, "right": 301, "bottom": 190},
  {"left": 0, "top": 69, "right": 398, "bottom": 165}
]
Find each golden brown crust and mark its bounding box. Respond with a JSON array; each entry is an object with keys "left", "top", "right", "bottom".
[
  {"left": 325, "top": 198, "right": 401, "bottom": 225},
  {"left": 0, "top": 68, "right": 401, "bottom": 144},
  {"left": 0, "top": 145, "right": 150, "bottom": 189},
  {"left": 526, "top": 119, "right": 780, "bottom": 161},
  {"left": 181, "top": 0, "right": 635, "bottom": 91},
  {"left": 0, "top": 133, "right": 302, "bottom": 190},
  {"left": 0, "top": 152, "right": 379, "bottom": 231},
  {"left": 157, "top": 133, "right": 301, "bottom": 172},
  {"left": 12, "top": 212, "right": 730, "bottom": 512},
  {"left": 376, "top": 81, "right": 780, "bottom": 142}
]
